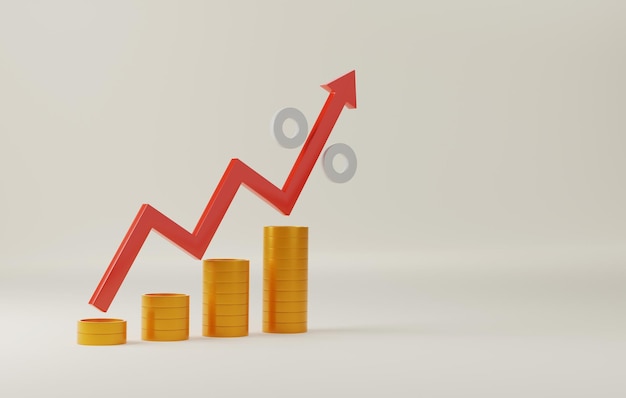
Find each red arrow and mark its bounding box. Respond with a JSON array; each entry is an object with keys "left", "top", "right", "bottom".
[{"left": 90, "top": 70, "right": 357, "bottom": 311}]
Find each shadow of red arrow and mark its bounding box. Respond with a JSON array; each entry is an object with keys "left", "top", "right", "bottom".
[{"left": 90, "top": 70, "right": 357, "bottom": 311}]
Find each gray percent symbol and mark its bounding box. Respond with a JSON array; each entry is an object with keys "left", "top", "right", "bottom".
[{"left": 271, "top": 107, "right": 357, "bottom": 183}]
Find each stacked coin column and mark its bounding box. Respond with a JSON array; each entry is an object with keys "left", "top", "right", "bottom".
[
  {"left": 263, "top": 226, "right": 308, "bottom": 333},
  {"left": 203, "top": 259, "right": 249, "bottom": 337},
  {"left": 77, "top": 318, "right": 126, "bottom": 346},
  {"left": 142, "top": 293, "right": 189, "bottom": 341}
]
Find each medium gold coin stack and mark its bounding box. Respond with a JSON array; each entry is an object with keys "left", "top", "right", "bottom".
[
  {"left": 142, "top": 293, "right": 189, "bottom": 341},
  {"left": 263, "top": 226, "right": 308, "bottom": 333},
  {"left": 203, "top": 259, "right": 249, "bottom": 337},
  {"left": 77, "top": 318, "right": 126, "bottom": 345}
]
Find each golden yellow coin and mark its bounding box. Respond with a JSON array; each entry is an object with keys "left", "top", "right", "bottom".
[
  {"left": 263, "top": 311, "right": 307, "bottom": 323},
  {"left": 77, "top": 332, "right": 126, "bottom": 346},
  {"left": 263, "top": 258, "right": 308, "bottom": 270},
  {"left": 263, "top": 300, "right": 307, "bottom": 313},
  {"left": 77, "top": 318, "right": 126, "bottom": 335},
  {"left": 204, "top": 282, "right": 248, "bottom": 294},
  {"left": 264, "top": 226, "right": 308, "bottom": 238},
  {"left": 204, "top": 314, "right": 248, "bottom": 327},
  {"left": 203, "top": 304, "right": 248, "bottom": 316},
  {"left": 203, "top": 270, "right": 249, "bottom": 283},
  {"left": 142, "top": 328, "right": 188, "bottom": 341},
  {"left": 263, "top": 268, "right": 307, "bottom": 281},
  {"left": 142, "top": 306, "right": 189, "bottom": 319},
  {"left": 203, "top": 258, "right": 249, "bottom": 272},
  {"left": 203, "top": 324, "right": 248, "bottom": 337},
  {"left": 142, "top": 317, "right": 189, "bottom": 330},
  {"left": 263, "top": 322, "right": 307, "bottom": 334},
  {"left": 263, "top": 289, "right": 308, "bottom": 302},
  {"left": 263, "top": 236, "right": 308, "bottom": 248},
  {"left": 263, "top": 247, "right": 308, "bottom": 259},
  {"left": 203, "top": 293, "right": 248, "bottom": 305},
  {"left": 142, "top": 293, "right": 189, "bottom": 308},
  {"left": 263, "top": 279, "right": 308, "bottom": 291}
]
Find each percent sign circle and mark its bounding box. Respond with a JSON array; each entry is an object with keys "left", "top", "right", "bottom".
[{"left": 272, "top": 107, "right": 357, "bottom": 183}]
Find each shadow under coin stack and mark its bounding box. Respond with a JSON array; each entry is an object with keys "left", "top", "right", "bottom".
[
  {"left": 142, "top": 293, "right": 189, "bottom": 341},
  {"left": 263, "top": 226, "right": 308, "bottom": 333},
  {"left": 77, "top": 318, "right": 126, "bottom": 345},
  {"left": 203, "top": 259, "right": 249, "bottom": 337}
]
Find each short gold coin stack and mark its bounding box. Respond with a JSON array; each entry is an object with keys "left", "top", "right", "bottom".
[
  {"left": 263, "top": 226, "right": 308, "bottom": 333},
  {"left": 203, "top": 259, "right": 249, "bottom": 337},
  {"left": 77, "top": 318, "right": 126, "bottom": 345},
  {"left": 142, "top": 293, "right": 189, "bottom": 341}
]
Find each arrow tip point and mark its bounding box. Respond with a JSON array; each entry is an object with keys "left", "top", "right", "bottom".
[{"left": 322, "top": 70, "right": 357, "bottom": 109}]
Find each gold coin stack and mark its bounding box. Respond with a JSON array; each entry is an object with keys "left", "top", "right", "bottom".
[
  {"left": 203, "top": 259, "right": 249, "bottom": 337},
  {"left": 142, "top": 293, "right": 189, "bottom": 341},
  {"left": 263, "top": 226, "right": 308, "bottom": 333},
  {"left": 77, "top": 318, "right": 126, "bottom": 345}
]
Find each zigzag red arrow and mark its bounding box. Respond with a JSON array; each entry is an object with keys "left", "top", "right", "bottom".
[{"left": 90, "top": 70, "right": 357, "bottom": 311}]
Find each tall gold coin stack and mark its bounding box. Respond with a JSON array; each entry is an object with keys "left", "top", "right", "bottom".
[
  {"left": 263, "top": 226, "right": 308, "bottom": 333},
  {"left": 142, "top": 293, "right": 189, "bottom": 341},
  {"left": 203, "top": 259, "right": 249, "bottom": 337},
  {"left": 77, "top": 318, "right": 126, "bottom": 345}
]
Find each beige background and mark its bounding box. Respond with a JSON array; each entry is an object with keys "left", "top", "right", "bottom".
[
  {"left": 0, "top": 1, "right": 625, "bottom": 397},
  {"left": 1, "top": 0, "right": 625, "bottom": 262}
]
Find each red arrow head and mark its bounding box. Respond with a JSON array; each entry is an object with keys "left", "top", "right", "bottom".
[{"left": 322, "top": 70, "right": 357, "bottom": 109}]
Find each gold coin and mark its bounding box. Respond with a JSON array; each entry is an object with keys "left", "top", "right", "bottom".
[
  {"left": 203, "top": 314, "right": 248, "bottom": 327},
  {"left": 263, "top": 279, "right": 308, "bottom": 291},
  {"left": 263, "top": 290, "right": 307, "bottom": 302},
  {"left": 263, "top": 236, "right": 308, "bottom": 248},
  {"left": 77, "top": 332, "right": 126, "bottom": 346},
  {"left": 203, "top": 324, "right": 248, "bottom": 337},
  {"left": 142, "top": 328, "right": 188, "bottom": 341},
  {"left": 263, "top": 258, "right": 308, "bottom": 270},
  {"left": 264, "top": 261, "right": 308, "bottom": 271},
  {"left": 263, "top": 311, "right": 307, "bottom": 323},
  {"left": 263, "top": 300, "right": 307, "bottom": 313},
  {"left": 204, "top": 282, "right": 248, "bottom": 294},
  {"left": 203, "top": 270, "right": 249, "bottom": 283},
  {"left": 203, "top": 293, "right": 248, "bottom": 305},
  {"left": 263, "top": 268, "right": 307, "bottom": 281},
  {"left": 263, "top": 247, "right": 308, "bottom": 259},
  {"left": 203, "top": 304, "right": 248, "bottom": 316},
  {"left": 141, "top": 317, "right": 189, "bottom": 330},
  {"left": 141, "top": 306, "right": 189, "bottom": 319},
  {"left": 203, "top": 258, "right": 249, "bottom": 272},
  {"left": 263, "top": 322, "right": 307, "bottom": 334},
  {"left": 142, "top": 293, "right": 189, "bottom": 308},
  {"left": 77, "top": 318, "right": 126, "bottom": 335},
  {"left": 264, "top": 226, "right": 308, "bottom": 238}
]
